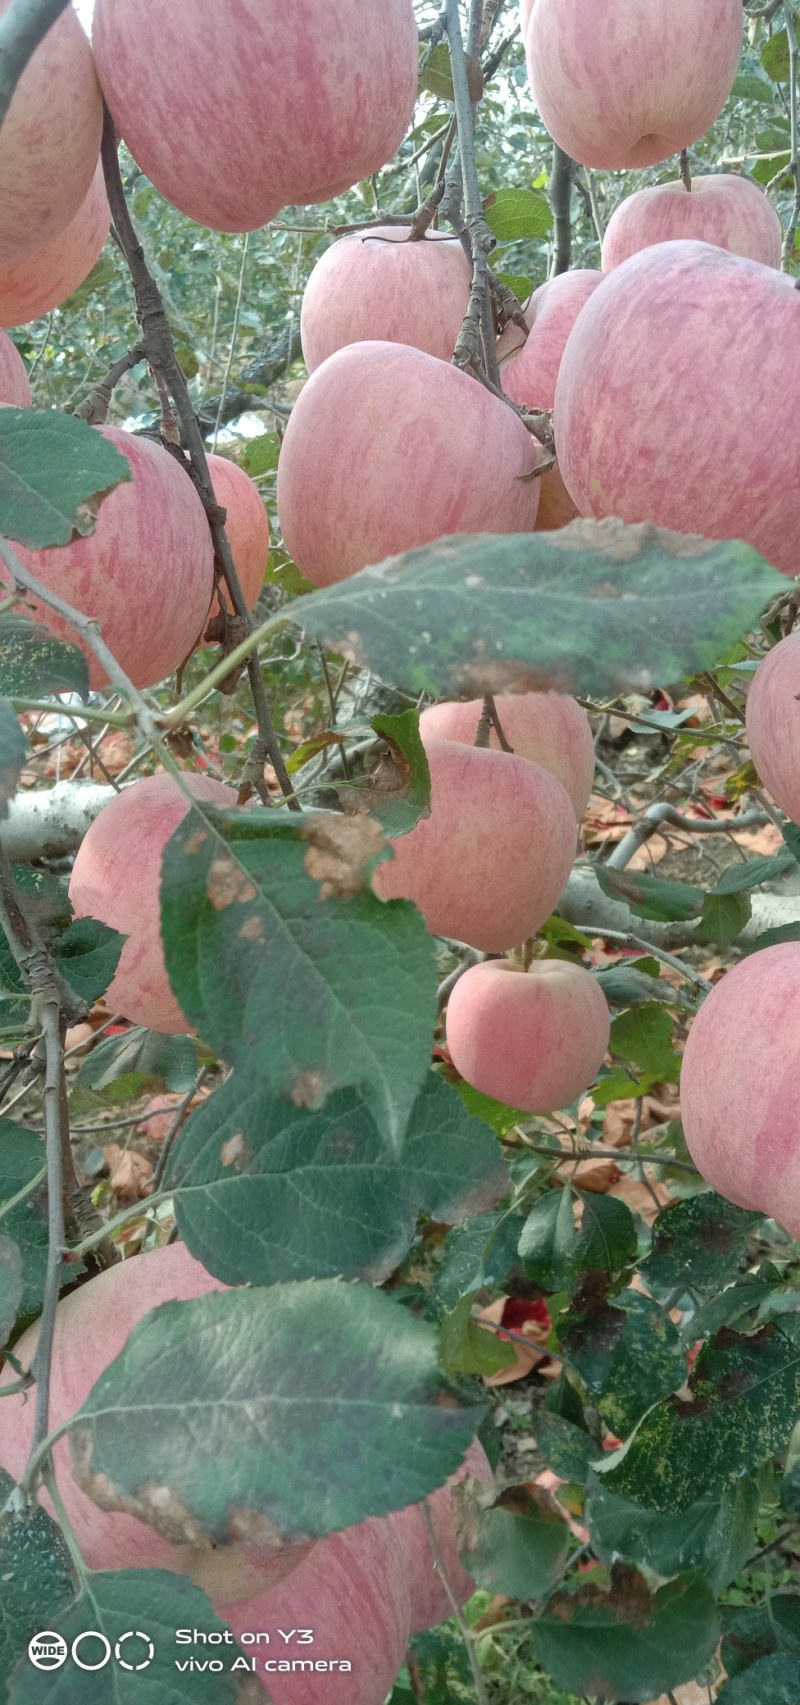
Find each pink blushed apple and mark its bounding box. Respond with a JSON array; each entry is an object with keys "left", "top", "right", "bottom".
[
  {"left": 301, "top": 228, "right": 472, "bottom": 371},
  {"left": 446, "top": 958, "right": 610, "bottom": 1112},
  {"left": 602, "top": 175, "right": 783, "bottom": 272}
]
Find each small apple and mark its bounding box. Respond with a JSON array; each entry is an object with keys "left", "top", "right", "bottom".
[{"left": 446, "top": 958, "right": 610, "bottom": 1111}]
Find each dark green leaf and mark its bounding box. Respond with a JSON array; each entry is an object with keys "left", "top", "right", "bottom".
[
  {"left": 0, "top": 1470, "right": 75, "bottom": 1693},
  {"left": 699, "top": 888, "right": 752, "bottom": 945},
  {"left": 160, "top": 804, "right": 437, "bottom": 1150},
  {"left": 464, "top": 1485, "right": 570, "bottom": 1599},
  {"left": 641, "top": 1194, "right": 764, "bottom": 1296},
  {"left": 0, "top": 411, "right": 129, "bottom": 548},
  {"left": 596, "top": 865, "right": 703, "bottom": 924},
  {"left": 714, "top": 852, "right": 796, "bottom": 894},
  {"left": 0, "top": 1120, "right": 70, "bottom": 1314},
  {"left": 689, "top": 1274, "right": 780, "bottom": 1342},
  {"left": 534, "top": 1412, "right": 596, "bottom": 1482},
  {"left": 295, "top": 522, "right": 783, "bottom": 700},
  {"left": 167, "top": 1069, "right": 505, "bottom": 1285},
  {"left": 586, "top": 1472, "right": 759, "bottom": 1593},
  {"left": 400, "top": 1626, "right": 474, "bottom": 1704},
  {"left": 743, "top": 921, "right": 800, "bottom": 955},
  {"left": 0, "top": 698, "right": 26, "bottom": 806},
  {"left": 762, "top": 29, "right": 790, "bottom": 81},
  {"left": 531, "top": 1567, "right": 719, "bottom": 1702},
  {"left": 432, "top": 1210, "right": 524, "bottom": 1312},
  {"left": 69, "top": 1280, "right": 484, "bottom": 1545},
  {"left": 348, "top": 708, "right": 432, "bottom": 837},
  {"left": 601, "top": 1325, "right": 800, "bottom": 1513},
  {"left": 57, "top": 917, "right": 125, "bottom": 1006},
  {"left": 72, "top": 1027, "right": 199, "bottom": 1112},
  {"left": 439, "top": 1294, "right": 517, "bottom": 1376},
  {"left": 8, "top": 1571, "right": 244, "bottom": 1704},
  {"left": 569, "top": 1194, "right": 638, "bottom": 1283},
  {"left": 0, "top": 1234, "right": 23, "bottom": 1347},
  {"left": 717, "top": 1653, "right": 800, "bottom": 1704},
  {"left": 560, "top": 1293, "right": 683, "bottom": 1436},
  {"left": 519, "top": 1189, "right": 576, "bottom": 1290},
  {"left": 0, "top": 614, "right": 89, "bottom": 699},
  {"left": 593, "top": 959, "right": 672, "bottom": 1009},
  {"left": 609, "top": 1002, "right": 680, "bottom": 1080},
  {"left": 485, "top": 187, "right": 553, "bottom": 241},
  {"left": 732, "top": 73, "right": 777, "bottom": 102},
  {"left": 722, "top": 1596, "right": 800, "bottom": 1680}
]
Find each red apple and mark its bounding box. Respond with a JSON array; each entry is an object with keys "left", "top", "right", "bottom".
[
  {"left": 446, "top": 959, "right": 610, "bottom": 1112},
  {"left": 525, "top": 0, "right": 743, "bottom": 170},
  {"left": 301, "top": 227, "right": 472, "bottom": 372},
  {"left": 373, "top": 738, "right": 576, "bottom": 951},
  {"left": 69, "top": 773, "right": 237, "bottom": 1034},
  {"left": 680, "top": 944, "right": 800, "bottom": 1235},
  {"left": 207, "top": 453, "right": 270, "bottom": 618},
  {"left": 419, "top": 693, "right": 595, "bottom": 820},
  {"left": 0, "top": 330, "right": 30, "bottom": 405},
  {"left": 554, "top": 240, "right": 800, "bottom": 576},
  {"left": 0, "top": 1240, "right": 492, "bottom": 1704},
  {"left": 746, "top": 629, "right": 800, "bottom": 821},
  {"left": 0, "top": 163, "right": 111, "bottom": 329},
  {"left": 0, "top": 0, "right": 101, "bottom": 266},
  {"left": 501, "top": 270, "right": 603, "bottom": 530},
  {"left": 602, "top": 175, "right": 783, "bottom": 272},
  {"left": 6, "top": 426, "right": 215, "bottom": 688},
  {"left": 277, "top": 341, "right": 543, "bottom": 586},
  {"left": 92, "top": 0, "right": 419, "bottom": 233}
]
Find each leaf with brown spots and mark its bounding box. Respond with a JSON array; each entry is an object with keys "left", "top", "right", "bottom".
[
  {"left": 531, "top": 1566, "right": 719, "bottom": 1701},
  {"left": 294, "top": 520, "right": 783, "bottom": 700}
]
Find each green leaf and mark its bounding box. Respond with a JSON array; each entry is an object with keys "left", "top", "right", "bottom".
[
  {"left": 743, "top": 921, "right": 800, "bottom": 955},
  {"left": 439, "top": 1294, "right": 517, "bottom": 1376},
  {"left": 0, "top": 698, "right": 26, "bottom": 807},
  {"left": 717, "top": 1653, "right": 800, "bottom": 1704},
  {"left": 0, "top": 1233, "right": 23, "bottom": 1347},
  {"left": 0, "top": 1470, "right": 75, "bottom": 1693},
  {"left": 69, "top": 1280, "right": 484, "bottom": 1546},
  {"left": 400, "top": 1626, "right": 474, "bottom": 1704},
  {"left": 569, "top": 1194, "right": 638, "bottom": 1283},
  {"left": 295, "top": 521, "right": 783, "bottom": 701},
  {"left": 593, "top": 958, "right": 670, "bottom": 1010},
  {"left": 239, "top": 432, "right": 280, "bottom": 477},
  {"left": 419, "top": 41, "right": 455, "bottom": 101},
  {"left": 714, "top": 851, "right": 796, "bottom": 894},
  {"left": 464, "top": 1485, "right": 570, "bottom": 1599},
  {"left": 57, "top": 917, "right": 125, "bottom": 1006},
  {"left": 451, "top": 1078, "right": 528, "bottom": 1135},
  {"left": 0, "top": 614, "right": 89, "bottom": 699},
  {"left": 519, "top": 1189, "right": 576, "bottom": 1290},
  {"left": 762, "top": 29, "right": 790, "bottom": 82},
  {"left": 722, "top": 1595, "right": 800, "bottom": 1679},
  {"left": 160, "top": 803, "right": 437, "bottom": 1150},
  {"left": 0, "top": 1120, "right": 63, "bottom": 1315},
  {"left": 485, "top": 187, "right": 553, "bottom": 241},
  {"left": 732, "top": 72, "right": 777, "bottom": 102},
  {"left": 432, "top": 1210, "right": 524, "bottom": 1312},
  {"left": 8, "top": 1571, "right": 243, "bottom": 1704},
  {"left": 167, "top": 1069, "right": 505, "bottom": 1285},
  {"left": 751, "top": 151, "right": 792, "bottom": 186},
  {"left": 495, "top": 272, "right": 532, "bottom": 304},
  {"left": 531, "top": 1567, "right": 719, "bottom": 1702},
  {"left": 0, "top": 411, "right": 129, "bottom": 549},
  {"left": 534, "top": 1411, "right": 596, "bottom": 1482},
  {"left": 601, "top": 1325, "right": 800, "bottom": 1513},
  {"left": 72, "top": 1027, "right": 199, "bottom": 1111},
  {"left": 609, "top": 1002, "right": 681, "bottom": 1080},
  {"left": 560, "top": 1293, "right": 683, "bottom": 1436},
  {"left": 641, "top": 1194, "right": 764, "bottom": 1296},
  {"left": 586, "top": 1472, "right": 760, "bottom": 1593},
  {"left": 699, "top": 888, "right": 752, "bottom": 945},
  {"left": 596, "top": 865, "right": 703, "bottom": 924},
  {"left": 347, "top": 707, "right": 432, "bottom": 837},
  {"left": 688, "top": 1274, "right": 780, "bottom": 1342}
]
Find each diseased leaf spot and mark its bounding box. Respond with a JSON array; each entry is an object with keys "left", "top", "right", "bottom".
[{"left": 207, "top": 854, "right": 258, "bottom": 910}]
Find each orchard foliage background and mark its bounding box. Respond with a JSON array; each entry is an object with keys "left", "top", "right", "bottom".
[{"left": 2, "top": 2, "right": 800, "bottom": 1704}]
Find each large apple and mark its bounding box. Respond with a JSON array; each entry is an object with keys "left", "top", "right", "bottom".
[
  {"left": 0, "top": 330, "right": 30, "bottom": 405},
  {"left": 446, "top": 959, "right": 611, "bottom": 1112},
  {"left": 501, "top": 270, "right": 603, "bottom": 530},
  {"left": 554, "top": 240, "right": 800, "bottom": 576},
  {"left": 680, "top": 944, "right": 800, "bottom": 1235},
  {"left": 5, "top": 426, "right": 214, "bottom": 687},
  {"left": 0, "top": 1240, "right": 492, "bottom": 1705},
  {"left": 278, "top": 341, "right": 543, "bottom": 586},
  {"left": 745, "top": 629, "right": 800, "bottom": 821},
  {"left": 301, "top": 227, "right": 472, "bottom": 372},
  {"left": 0, "top": 0, "right": 101, "bottom": 265},
  {"left": 207, "top": 453, "right": 270, "bottom": 618},
  {"left": 602, "top": 175, "right": 783, "bottom": 272},
  {"left": 373, "top": 738, "right": 576, "bottom": 951},
  {"left": 0, "top": 163, "right": 111, "bottom": 329},
  {"left": 92, "top": 0, "right": 419, "bottom": 233},
  {"left": 419, "top": 693, "right": 595, "bottom": 820},
  {"left": 525, "top": 0, "right": 743, "bottom": 170},
  {"left": 69, "top": 773, "right": 237, "bottom": 1034}
]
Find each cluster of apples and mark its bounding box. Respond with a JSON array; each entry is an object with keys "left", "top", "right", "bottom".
[{"left": 0, "top": 1241, "right": 492, "bottom": 1705}]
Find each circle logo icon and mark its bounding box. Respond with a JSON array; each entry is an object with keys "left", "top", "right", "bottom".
[
  {"left": 115, "top": 1631, "right": 155, "bottom": 1672},
  {"left": 28, "top": 1632, "right": 68, "bottom": 1671},
  {"left": 71, "top": 1631, "right": 112, "bottom": 1672}
]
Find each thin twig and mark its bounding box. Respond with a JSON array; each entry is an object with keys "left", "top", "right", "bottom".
[
  {"left": 420, "top": 1499, "right": 490, "bottom": 1705},
  {"left": 100, "top": 110, "right": 296, "bottom": 809},
  {"left": 518, "top": 1138, "right": 701, "bottom": 1176},
  {"left": 445, "top": 0, "right": 498, "bottom": 378},
  {"left": 574, "top": 921, "right": 713, "bottom": 993},
  {"left": 28, "top": 993, "right": 67, "bottom": 1453},
  {"left": 212, "top": 233, "right": 250, "bottom": 452},
  {"left": 783, "top": 6, "right": 800, "bottom": 266},
  {"left": 151, "top": 1066, "right": 210, "bottom": 1191}
]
